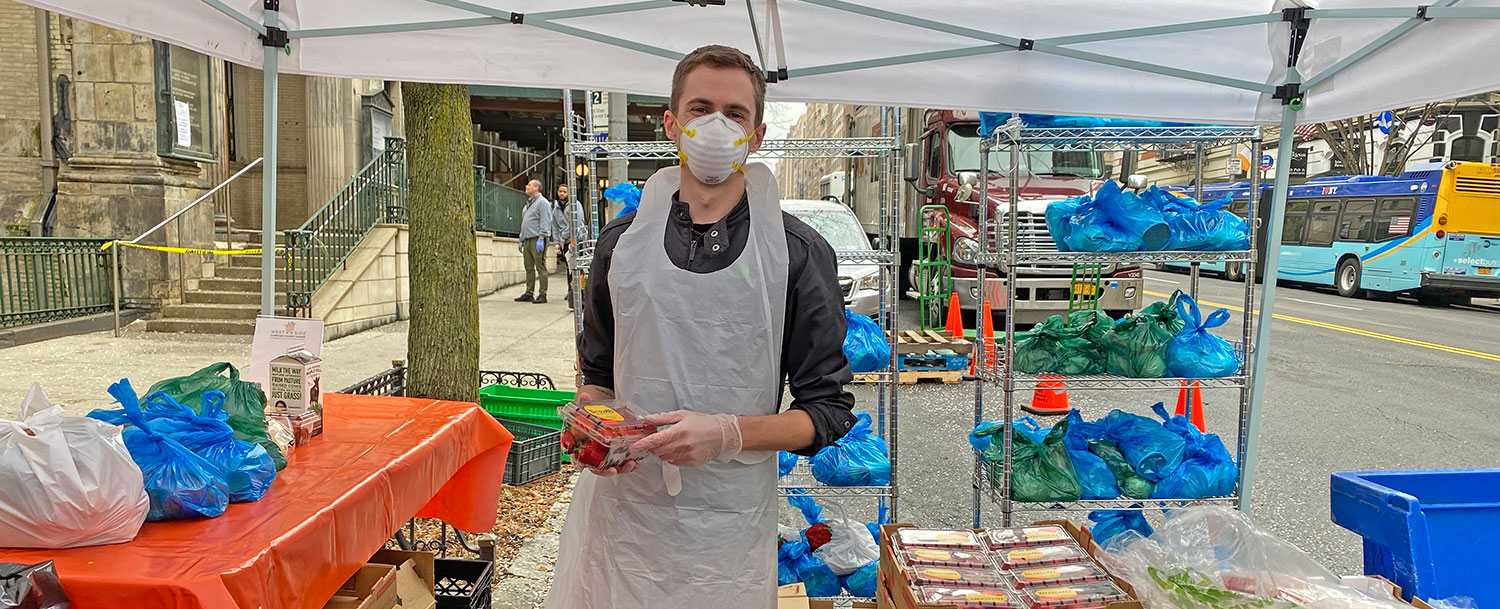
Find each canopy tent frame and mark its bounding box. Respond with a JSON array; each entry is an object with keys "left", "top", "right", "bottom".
[{"left": 58, "top": 0, "right": 1498, "bottom": 513}]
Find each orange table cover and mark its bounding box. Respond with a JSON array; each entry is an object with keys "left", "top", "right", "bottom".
[{"left": 0, "top": 394, "right": 515, "bottom": 609}]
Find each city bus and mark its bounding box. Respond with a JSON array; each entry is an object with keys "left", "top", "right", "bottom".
[{"left": 1163, "top": 161, "right": 1500, "bottom": 304}]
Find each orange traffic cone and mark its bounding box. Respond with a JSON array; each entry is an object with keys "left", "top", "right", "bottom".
[
  {"left": 1025, "top": 374, "right": 1071, "bottom": 415},
  {"left": 981, "top": 298, "right": 998, "bottom": 366},
  {"left": 1174, "top": 380, "right": 1206, "bottom": 432},
  {"left": 944, "top": 292, "right": 964, "bottom": 339}
]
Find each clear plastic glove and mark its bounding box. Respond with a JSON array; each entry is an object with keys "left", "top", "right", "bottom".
[{"left": 633, "top": 410, "right": 743, "bottom": 467}]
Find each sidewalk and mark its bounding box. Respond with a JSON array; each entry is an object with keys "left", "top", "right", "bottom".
[{"left": 0, "top": 279, "right": 579, "bottom": 419}]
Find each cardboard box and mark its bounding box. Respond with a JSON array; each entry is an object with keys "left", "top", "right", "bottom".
[
  {"left": 877, "top": 522, "right": 1142, "bottom": 609},
  {"left": 267, "top": 410, "right": 323, "bottom": 446},
  {"left": 268, "top": 345, "right": 323, "bottom": 416},
  {"left": 323, "top": 564, "right": 398, "bottom": 609},
  {"left": 370, "top": 550, "right": 437, "bottom": 609},
  {"left": 779, "top": 583, "right": 811, "bottom": 609}
]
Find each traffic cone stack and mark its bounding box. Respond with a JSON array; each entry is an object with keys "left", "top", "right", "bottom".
[
  {"left": 1174, "top": 380, "right": 1206, "bottom": 432},
  {"left": 981, "top": 299, "right": 998, "bottom": 367},
  {"left": 944, "top": 292, "right": 964, "bottom": 339},
  {"left": 1024, "top": 374, "right": 1071, "bottom": 415}
]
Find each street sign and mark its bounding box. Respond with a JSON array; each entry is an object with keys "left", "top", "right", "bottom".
[
  {"left": 1290, "top": 147, "right": 1309, "bottom": 178},
  {"left": 1260, "top": 154, "right": 1274, "bottom": 170},
  {"left": 1225, "top": 156, "right": 1240, "bottom": 176},
  {"left": 589, "top": 91, "right": 610, "bottom": 134},
  {"left": 1375, "top": 110, "right": 1396, "bottom": 134}
]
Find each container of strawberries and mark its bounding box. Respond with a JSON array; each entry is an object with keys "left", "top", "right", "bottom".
[{"left": 558, "top": 400, "right": 658, "bottom": 469}]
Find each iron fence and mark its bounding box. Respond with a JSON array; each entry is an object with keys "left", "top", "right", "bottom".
[
  {"left": 0, "top": 237, "right": 113, "bottom": 328},
  {"left": 473, "top": 166, "right": 528, "bottom": 238},
  {"left": 284, "top": 138, "right": 406, "bottom": 315}
]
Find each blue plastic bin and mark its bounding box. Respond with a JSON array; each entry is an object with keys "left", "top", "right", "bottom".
[{"left": 1330, "top": 468, "right": 1500, "bottom": 605}]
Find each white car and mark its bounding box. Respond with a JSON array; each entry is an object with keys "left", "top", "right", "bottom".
[{"left": 781, "top": 199, "right": 882, "bottom": 316}]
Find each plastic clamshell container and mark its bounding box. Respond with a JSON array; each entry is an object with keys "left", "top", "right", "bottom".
[
  {"left": 897, "top": 547, "right": 992, "bottom": 569},
  {"left": 916, "top": 585, "right": 1019, "bottom": 608},
  {"left": 1006, "top": 563, "right": 1110, "bottom": 589},
  {"left": 558, "top": 401, "right": 656, "bottom": 469},
  {"left": 903, "top": 566, "right": 1009, "bottom": 590},
  {"left": 1330, "top": 468, "right": 1500, "bottom": 607},
  {"left": 995, "top": 543, "right": 1090, "bottom": 570},
  {"left": 893, "top": 529, "right": 984, "bottom": 550},
  {"left": 984, "top": 525, "right": 1072, "bottom": 550},
  {"left": 1020, "top": 582, "right": 1129, "bottom": 609}
]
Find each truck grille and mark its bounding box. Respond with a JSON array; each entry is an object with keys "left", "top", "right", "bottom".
[{"left": 984, "top": 212, "right": 1078, "bottom": 275}]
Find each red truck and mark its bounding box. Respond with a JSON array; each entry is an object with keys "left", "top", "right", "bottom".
[{"left": 849, "top": 109, "right": 1143, "bottom": 324}]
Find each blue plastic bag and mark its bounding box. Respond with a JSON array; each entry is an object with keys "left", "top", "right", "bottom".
[
  {"left": 108, "top": 379, "right": 230, "bottom": 521},
  {"left": 1165, "top": 196, "right": 1250, "bottom": 251},
  {"left": 87, "top": 390, "right": 196, "bottom": 426},
  {"left": 163, "top": 392, "right": 277, "bottom": 503},
  {"left": 1045, "top": 196, "right": 1084, "bottom": 252},
  {"left": 1054, "top": 181, "right": 1170, "bottom": 252},
  {"left": 867, "top": 504, "right": 888, "bottom": 545},
  {"left": 787, "top": 491, "right": 824, "bottom": 526},
  {"left": 979, "top": 113, "right": 1197, "bottom": 136},
  {"left": 603, "top": 182, "right": 641, "bottom": 220},
  {"left": 1088, "top": 510, "right": 1153, "bottom": 548},
  {"left": 1099, "top": 409, "right": 1185, "bottom": 483},
  {"left": 1166, "top": 294, "right": 1241, "bottom": 379},
  {"left": 812, "top": 413, "right": 890, "bottom": 486},
  {"left": 782, "top": 540, "right": 842, "bottom": 597},
  {"left": 1065, "top": 411, "right": 1120, "bottom": 500},
  {"left": 1149, "top": 403, "right": 1238, "bottom": 499},
  {"left": 840, "top": 562, "right": 879, "bottom": 597},
  {"left": 779, "top": 451, "right": 800, "bottom": 477},
  {"left": 842, "top": 309, "right": 891, "bottom": 373}
]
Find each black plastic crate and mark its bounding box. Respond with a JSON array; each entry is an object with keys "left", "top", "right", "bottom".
[
  {"left": 339, "top": 365, "right": 556, "bottom": 397},
  {"left": 496, "top": 417, "right": 561, "bottom": 485},
  {"left": 435, "top": 557, "right": 493, "bottom": 609}
]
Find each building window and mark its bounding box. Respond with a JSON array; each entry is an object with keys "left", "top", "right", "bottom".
[
  {"left": 154, "top": 42, "right": 215, "bottom": 162},
  {"left": 1451, "top": 136, "right": 1485, "bottom": 162}
]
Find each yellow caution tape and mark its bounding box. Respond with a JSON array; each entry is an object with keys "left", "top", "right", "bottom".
[{"left": 101, "top": 241, "right": 281, "bottom": 256}]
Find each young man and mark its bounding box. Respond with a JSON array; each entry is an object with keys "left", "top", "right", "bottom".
[
  {"left": 546, "top": 45, "right": 856, "bottom": 609},
  {"left": 516, "top": 179, "right": 553, "bottom": 304}
]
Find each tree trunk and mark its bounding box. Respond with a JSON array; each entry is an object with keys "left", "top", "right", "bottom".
[{"left": 404, "top": 83, "right": 479, "bottom": 402}]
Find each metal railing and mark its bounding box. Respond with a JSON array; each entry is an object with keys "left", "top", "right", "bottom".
[
  {"left": 473, "top": 166, "right": 528, "bottom": 237},
  {"left": 284, "top": 138, "right": 407, "bottom": 315},
  {"left": 0, "top": 237, "right": 113, "bottom": 328}
]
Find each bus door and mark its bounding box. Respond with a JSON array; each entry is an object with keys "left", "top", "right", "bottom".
[{"left": 1253, "top": 186, "right": 1273, "bottom": 281}]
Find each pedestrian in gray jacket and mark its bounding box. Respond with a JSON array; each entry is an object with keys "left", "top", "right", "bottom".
[
  {"left": 552, "top": 184, "right": 587, "bottom": 308},
  {"left": 516, "top": 179, "right": 553, "bottom": 303}
]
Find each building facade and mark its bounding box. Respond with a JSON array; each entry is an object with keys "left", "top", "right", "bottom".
[{"left": 0, "top": 1, "right": 402, "bottom": 307}]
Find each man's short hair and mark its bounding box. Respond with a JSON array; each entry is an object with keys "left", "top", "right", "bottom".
[
  {"left": 671, "top": 45, "right": 766, "bottom": 126},
  {"left": 528, "top": 179, "right": 542, "bottom": 189}
]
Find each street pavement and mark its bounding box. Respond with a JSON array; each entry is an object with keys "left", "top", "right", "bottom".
[
  {"left": 0, "top": 280, "right": 580, "bottom": 420},
  {"left": 875, "top": 269, "right": 1500, "bottom": 573}
]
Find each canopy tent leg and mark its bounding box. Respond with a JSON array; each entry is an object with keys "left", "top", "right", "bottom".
[
  {"left": 1239, "top": 90, "right": 1300, "bottom": 512},
  {"left": 260, "top": 3, "right": 280, "bottom": 315}
]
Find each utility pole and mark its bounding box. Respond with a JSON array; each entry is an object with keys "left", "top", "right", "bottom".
[{"left": 608, "top": 92, "right": 628, "bottom": 215}]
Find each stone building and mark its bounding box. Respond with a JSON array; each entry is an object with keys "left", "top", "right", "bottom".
[{"left": 0, "top": 1, "right": 402, "bottom": 309}]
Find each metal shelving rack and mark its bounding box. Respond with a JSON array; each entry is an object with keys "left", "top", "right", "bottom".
[
  {"left": 970, "top": 124, "right": 1265, "bottom": 526},
  {"left": 560, "top": 94, "right": 905, "bottom": 521}
]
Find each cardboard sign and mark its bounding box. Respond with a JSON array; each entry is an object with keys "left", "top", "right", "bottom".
[{"left": 249, "top": 316, "right": 324, "bottom": 390}]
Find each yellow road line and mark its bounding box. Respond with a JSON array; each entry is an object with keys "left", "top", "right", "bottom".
[{"left": 1144, "top": 290, "right": 1500, "bottom": 363}]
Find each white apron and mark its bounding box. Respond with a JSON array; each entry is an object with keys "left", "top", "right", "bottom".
[{"left": 545, "top": 163, "right": 789, "bottom": 609}]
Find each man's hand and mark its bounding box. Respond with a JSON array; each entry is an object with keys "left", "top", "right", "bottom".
[
  {"left": 632, "top": 410, "right": 743, "bottom": 467},
  {"left": 572, "top": 385, "right": 637, "bottom": 475}
]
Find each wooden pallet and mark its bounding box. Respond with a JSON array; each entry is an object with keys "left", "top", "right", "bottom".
[
  {"left": 894, "top": 329, "right": 973, "bottom": 355},
  {"left": 853, "top": 369, "right": 965, "bottom": 385}
]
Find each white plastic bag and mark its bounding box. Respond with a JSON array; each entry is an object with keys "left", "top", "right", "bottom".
[
  {"left": 812, "top": 518, "right": 880, "bottom": 576},
  {"left": 0, "top": 383, "right": 149, "bottom": 548}
]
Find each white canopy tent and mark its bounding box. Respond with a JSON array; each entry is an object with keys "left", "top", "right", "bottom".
[{"left": 19, "top": 0, "right": 1500, "bottom": 510}]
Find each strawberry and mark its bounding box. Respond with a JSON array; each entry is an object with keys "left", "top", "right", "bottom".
[
  {"left": 559, "top": 429, "right": 576, "bottom": 453},
  {"left": 804, "top": 522, "right": 833, "bottom": 552},
  {"left": 577, "top": 441, "right": 608, "bottom": 469}
]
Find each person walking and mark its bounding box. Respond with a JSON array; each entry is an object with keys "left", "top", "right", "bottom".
[
  {"left": 552, "top": 184, "right": 586, "bottom": 308},
  {"left": 516, "top": 179, "right": 553, "bottom": 304},
  {"left": 546, "top": 45, "right": 856, "bottom": 609}
]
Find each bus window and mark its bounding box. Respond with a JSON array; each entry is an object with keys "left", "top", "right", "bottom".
[
  {"left": 1338, "top": 199, "right": 1375, "bottom": 242},
  {"left": 1229, "top": 200, "right": 1249, "bottom": 217},
  {"left": 1374, "top": 197, "right": 1417, "bottom": 241},
  {"left": 1282, "top": 200, "right": 1311, "bottom": 245},
  {"left": 1305, "top": 199, "right": 1339, "bottom": 247}
]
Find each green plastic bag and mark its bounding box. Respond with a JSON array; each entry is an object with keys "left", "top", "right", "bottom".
[
  {"left": 1103, "top": 293, "right": 1185, "bottom": 378},
  {"left": 1090, "top": 439, "right": 1153, "bottom": 499},
  {"left": 1069, "top": 308, "right": 1116, "bottom": 344},
  {"left": 984, "top": 418, "right": 1082, "bottom": 503},
  {"left": 1014, "top": 315, "right": 1104, "bottom": 375},
  {"left": 147, "top": 363, "right": 286, "bottom": 470}
]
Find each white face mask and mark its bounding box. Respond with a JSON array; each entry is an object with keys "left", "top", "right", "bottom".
[{"left": 674, "top": 112, "right": 753, "bottom": 185}]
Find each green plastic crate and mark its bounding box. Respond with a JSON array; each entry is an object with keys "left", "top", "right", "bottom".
[{"left": 479, "top": 384, "right": 575, "bottom": 424}]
